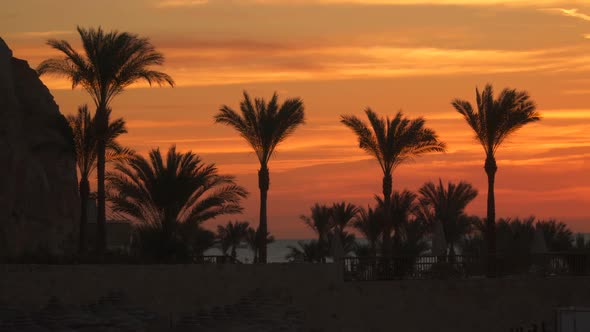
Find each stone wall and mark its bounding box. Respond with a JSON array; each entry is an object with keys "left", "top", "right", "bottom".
[
  {"left": 2, "top": 264, "right": 589, "bottom": 331},
  {"left": 0, "top": 38, "right": 79, "bottom": 256}
]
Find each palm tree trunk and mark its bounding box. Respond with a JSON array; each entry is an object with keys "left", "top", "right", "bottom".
[
  {"left": 382, "top": 172, "right": 393, "bottom": 257},
  {"left": 78, "top": 177, "right": 90, "bottom": 254},
  {"left": 258, "top": 165, "right": 270, "bottom": 263},
  {"left": 485, "top": 155, "right": 497, "bottom": 276},
  {"left": 95, "top": 106, "right": 108, "bottom": 254}
]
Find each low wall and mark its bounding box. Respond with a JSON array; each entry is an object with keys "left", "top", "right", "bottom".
[{"left": 2, "top": 264, "right": 589, "bottom": 331}]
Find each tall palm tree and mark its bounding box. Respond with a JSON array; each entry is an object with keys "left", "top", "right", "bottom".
[
  {"left": 38, "top": 26, "right": 175, "bottom": 253},
  {"left": 418, "top": 180, "right": 478, "bottom": 257},
  {"left": 215, "top": 92, "right": 305, "bottom": 263},
  {"left": 106, "top": 146, "right": 247, "bottom": 259},
  {"left": 341, "top": 109, "right": 446, "bottom": 256},
  {"left": 300, "top": 203, "right": 333, "bottom": 263},
  {"left": 452, "top": 84, "right": 540, "bottom": 258},
  {"left": 353, "top": 206, "right": 383, "bottom": 257},
  {"left": 67, "top": 104, "right": 133, "bottom": 253},
  {"left": 217, "top": 221, "right": 250, "bottom": 260}
]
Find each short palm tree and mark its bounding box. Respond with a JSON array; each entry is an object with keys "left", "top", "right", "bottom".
[
  {"left": 418, "top": 180, "right": 478, "bottom": 257},
  {"left": 67, "top": 104, "right": 133, "bottom": 253},
  {"left": 353, "top": 206, "right": 383, "bottom": 257},
  {"left": 300, "top": 204, "right": 333, "bottom": 263},
  {"left": 341, "top": 109, "right": 445, "bottom": 256},
  {"left": 215, "top": 92, "right": 305, "bottom": 263},
  {"left": 217, "top": 221, "right": 250, "bottom": 260},
  {"left": 328, "top": 230, "right": 357, "bottom": 257},
  {"left": 286, "top": 240, "right": 323, "bottom": 263},
  {"left": 377, "top": 190, "right": 418, "bottom": 253},
  {"left": 38, "top": 26, "right": 175, "bottom": 253},
  {"left": 106, "top": 146, "right": 247, "bottom": 259},
  {"left": 331, "top": 202, "right": 360, "bottom": 237},
  {"left": 452, "top": 84, "right": 540, "bottom": 258},
  {"left": 244, "top": 226, "right": 274, "bottom": 263}
]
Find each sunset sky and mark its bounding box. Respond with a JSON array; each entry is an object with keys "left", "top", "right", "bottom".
[{"left": 2, "top": 0, "right": 589, "bottom": 238}]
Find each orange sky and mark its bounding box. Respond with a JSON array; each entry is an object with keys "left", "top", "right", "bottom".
[{"left": 2, "top": 0, "right": 589, "bottom": 238}]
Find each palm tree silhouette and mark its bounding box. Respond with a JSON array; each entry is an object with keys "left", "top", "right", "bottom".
[
  {"left": 215, "top": 92, "right": 305, "bottom": 263},
  {"left": 286, "top": 240, "right": 323, "bottom": 263},
  {"left": 66, "top": 105, "right": 132, "bottom": 253},
  {"left": 451, "top": 84, "right": 540, "bottom": 260},
  {"left": 300, "top": 203, "right": 333, "bottom": 263},
  {"left": 38, "top": 26, "right": 174, "bottom": 254},
  {"left": 353, "top": 206, "right": 383, "bottom": 257},
  {"left": 327, "top": 230, "right": 357, "bottom": 257},
  {"left": 106, "top": 146, "right": 247, "bottom": 259},
  {"left": 244, "top": 226, "right": 274, "bottom": 263},
  {"left": 418, "top": 180, "right": 478, "bottom": 258},
  {"left": 217, "top": 221, "right": 250, "bottom": 260},
  {"left": 331, "top": 201, "right": 359, "bottom": 237},
  {"left": 341, "top": 109, "right": 446, "bottom": 256},
  {"left": 377, "top": 190, "right": 417, "bottom": 253}
]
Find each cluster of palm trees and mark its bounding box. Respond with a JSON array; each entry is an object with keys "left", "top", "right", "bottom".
[
  {"left": 216, "top": 221, "right": 275, "bottom": 262},
  {"left": 287, "top": 180, "right": 479, "bottom": 263},
  {"left": 37, "top": 26, "right": 542, "bottom": 266}
]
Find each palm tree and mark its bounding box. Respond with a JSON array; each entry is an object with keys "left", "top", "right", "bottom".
[
  {"left": 353, "top": 206, "right": 383, "bottom": 257},
  {"left": 536, "top": 219, "right": 573, "bottom": 251},
  {"left": 244, "top": 226, "right": 274, "bottom": 263},
  {"left": 328, "top": 230, "right": 357, "bottom": 257},
  {"left": 452, "top": 84, "right": 540, "bottom": 259},
  {"left": 418, "top": 180, "right": 478, "bottom": 258},
  {"left": 376, "top": 190, "right": 417, "bottom": 253},
  {"left": 106, "top": 146, "right": 247, "bottom": 259},
  {"left": 286, "top": 240, "right": 323, "bottom": 263},
  {"left": 38, "top": 26, "right": 175, "bottom": 253},
  {"left": 341, "top": 109, "right": 445, "bottom": 256},
  {"left": 215, "top": 92, "right": 305, "bottom": 263},
  {"left": 67, "top": 104, "right": 133, "bottom": 253},
  {"left": 300, "top": 204, "right": 333, "bottom": 263},
  {"left": 217, "top": 221, "right": 250, "bottom": 260},
  {"left": 331, "top": 202, "right": 359, "bottom": 237}
]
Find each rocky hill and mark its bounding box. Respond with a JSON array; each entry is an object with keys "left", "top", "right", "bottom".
[{"left": 0, "top": 38, "right": 79, "bottom": 256}]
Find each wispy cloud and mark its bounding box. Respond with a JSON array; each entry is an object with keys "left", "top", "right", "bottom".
[
  {"left": 553, "top": 8, "right": 590, "bottom": 21},
  {"left": 156, "top": 0, "right": 208, "bottom": 8},
  {"left": 155, "top": 0, "right": 569, "bottom": 7},
  {"left": 36, "top": 43, "right": 590, "bottom": 89},
  {"left": 13, "top": 30, "right": 73, "bottom": 38}
]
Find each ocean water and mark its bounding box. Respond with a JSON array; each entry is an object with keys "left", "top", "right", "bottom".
[
  {"left": 204, "top": 239, "right": 307, "bottom": 263},
  {"left": 204, "top": 233, "right": 590, "bottom": 263}
]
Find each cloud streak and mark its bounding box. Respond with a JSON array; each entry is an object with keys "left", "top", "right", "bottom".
[
  {"left": 156, "top": 0, "right": 208, "bottom": 8},
  {"left": 556, "top": 8, "right": 590, "bottom": 21},
  {"left": 155, "top": 0, "right": 570, "bottom": 7},
  {"left": 32, "top": 43, "right": 590, "bottom": 89}
]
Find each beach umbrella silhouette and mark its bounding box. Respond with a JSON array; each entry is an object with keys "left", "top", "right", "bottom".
[{"left": 531, "top": 225, "right": 548, "bottom": 254}]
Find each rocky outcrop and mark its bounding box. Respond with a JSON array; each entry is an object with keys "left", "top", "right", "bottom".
[{"left": 0, "top": 38, "right": 79, "bottom": 256}]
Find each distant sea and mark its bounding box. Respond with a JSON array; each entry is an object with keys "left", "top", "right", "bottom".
[
  {"left": 204, "top": 233, "right": 590, "bottom": 263},
  {"left": 204, "top": 239, "right": 310, "bottom": 263}
]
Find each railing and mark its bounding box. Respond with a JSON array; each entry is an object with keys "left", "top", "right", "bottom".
[
  {"left": 192, "top": 255, "right": 242, "bottom": 264},
  {"left": 342, "top": 253, "right": 590, "bottom": 281}
]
